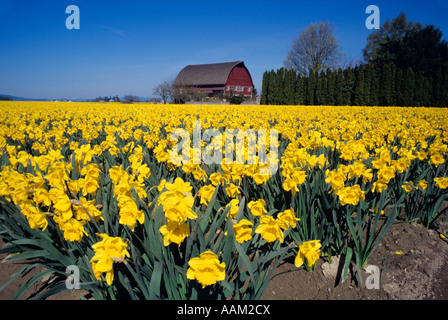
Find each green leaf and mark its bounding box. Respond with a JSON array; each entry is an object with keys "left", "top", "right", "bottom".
[
  {"left": 5, "top": 250, "right": 50, "bottom": 262},
  {"left": 345, "top": 212, "right": 359, "bottom": 253},
  {"left": 0, "top": 264, "right": 39, "bottom": 292},
  {"left": 342, "top": 247, "right": 353, "bottom": 283},
  {"left": 13, "top": 268, "right": 56, "bottom": 300},
  {"left": 148, "top": 260, "right": 163, "bottom": 299},
  {"left": 221, "top": 213, "right": 235, "bottom": 265},
  {"left": 199, "top": 185, "right": 220, "bottom": 233},
  {"left": 124, "top": 261, "right": 150, "bottom": 299},
  {"left": 235, "top": 243, "right": 255, "bottom": 288},
  {"left": 31, "top": 282, "right": 73, "bottom": 300}
]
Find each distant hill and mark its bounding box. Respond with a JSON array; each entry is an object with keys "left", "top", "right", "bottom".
[
  {"left": 0, "top": 94, "right": 156, "bottom": 102},
  {"left": 119, "top": 96, "right": 156, "bottom": 102},
  {"left": 0, "top": 94, "right": 50, "bottom": 101},
  {"left": 92, "top": 96, "right": 157, "bottom": 102}
]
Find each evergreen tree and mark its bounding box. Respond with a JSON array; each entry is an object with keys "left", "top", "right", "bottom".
[
  {"left": 428, "top": 77, "right": 434, "bottom": 106},
  {"left": 433, "top": 67, "right": 443, "bottom": 107},
  {"left": 380, "top": 64, "right": 393, "bottom": 106},
  {"left": 260, "top": 71, "right": 269, "bottom": 105},
  {"left": 369, "top": 65, "right": 380, "bottom": 106},
  {"left": 291, "top": 69, "right": 298, "bottom": 104},
  {"left": 395, "top": 68, "right": 404, "bottom": 106},
  {"left": 294, "top": 74, "right": 306, "bottom": 105},
  {"left": 402, "top": 67, "right": 415, "bottom": 106},
  {"left": 334, "top": 68, "right": 343, "bottom": 105},
  {"left": 363, "top": 63, "right": 372, "bottom": 105},
  {"left": 282, "top": 68, "right": 290, "bottom": 105},
  {"left": 315, "top": 70, "right": 327, "bottom": 105},
  {"left": 374, "top": 24, "right": 448, "bottom": 80},
  {"left": 307, "top": 71, "right": 317, "bottom": 105},
  {"left": 390, "top": 64, "right": 397, "bottom": 105},
  {"left": 284, "top": 69, "right": 296, "bottom": 105},
  {"left": 342, "top": 68, "right": 355, "bottom": 105},
  {"left": 363, "top": 12, "right": 423, "bottom": 63},
  {"left": 413, "top": 70, "right": 425, "bottom": 107},
  {"left": 440, "top": 63, "right": 448, "bottom": 107},
  {"left": 353, "top": 65, "right": 365, "bottom": 106},
  {"left": 273, "top": 68, "right": 285, "bottom": 105},
  {"left": 268, "top": 70, "right": 276, "bottom": 105},
  {"left": 303, "top": 76, "right": 309, "bottom": 105},
  {"left": 326, "top": 69, "right": 335, "bottom": 105},
  {"left": 421, "top": 76, "right": 431, "bottom": 107}
]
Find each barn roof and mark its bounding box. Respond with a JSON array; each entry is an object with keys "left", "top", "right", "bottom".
[{"left": 174, "top": 61, "right": 245, "bottom": 86}]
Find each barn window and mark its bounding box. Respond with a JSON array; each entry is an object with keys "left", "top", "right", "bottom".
[{"left": 247, "top": 87, "right": 251, "bottom": 93}]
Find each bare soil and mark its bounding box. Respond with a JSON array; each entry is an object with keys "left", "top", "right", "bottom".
[
  {"left": 263, "top": 211, "right": 448, "bottom": 300},
  {"left": 1, "top": 211, "right": 448, "bottom": 300},
  {"left": 0, "top": 239, "right": 88, "bottom": 300}
]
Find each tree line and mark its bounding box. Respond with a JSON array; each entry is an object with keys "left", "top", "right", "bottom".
[
  {"left": 93, "top": 95, "right": 121, "bottom": 102},
  {"left": 260, "top": 62, "right": 448, "bottom": 107},
  {"left": 264, "top": 13, "right": 448, "bottom": 107}
]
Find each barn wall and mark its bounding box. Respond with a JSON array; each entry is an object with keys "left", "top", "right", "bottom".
[{"left": 225, "top": 65, "right": 254, "bottom": 96}]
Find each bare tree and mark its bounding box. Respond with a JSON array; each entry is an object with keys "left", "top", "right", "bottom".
[
  {"left": 337, "top": 54, "right": 362, "bottom": 70},
  {"left": 284, "top": 21, "right": 343, "bottom": 76},
  {"left": 153, "top": 79, "right": 175, "bottom": 104},
  {"left": 173, "top": 79, "right": 206, "bottom": 104},
  {"left": 124, "top": 95, "right": 140, "bottom": 103}
]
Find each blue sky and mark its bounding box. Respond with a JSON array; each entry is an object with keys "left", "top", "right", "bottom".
[{"left": 1, "top": 0, "right": 447, "bottom": 100}]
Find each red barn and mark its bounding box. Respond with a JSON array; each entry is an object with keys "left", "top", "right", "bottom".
[{"left": 174, "top": 61, "right": 254, "bottom": 98}]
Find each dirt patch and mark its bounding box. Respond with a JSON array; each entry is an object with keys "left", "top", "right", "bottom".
[
  {"left": 263, "top": 212, "right": 448, "bottom": 300},
  {"left": 1, "top": 213, "right": 448, "bottom": 300},
  {"left": 0, "top": 238, "right": 88, "bottom": 300}
]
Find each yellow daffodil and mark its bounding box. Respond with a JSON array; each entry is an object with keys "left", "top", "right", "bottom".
[
  {"left": 294, "top": 240, "right": 321, "bottom": 268},
  {"left": 60, "top": 218, "right": 88, "bottom": 242},
  {"left": 252, "top": 172, "right": 269, "bottom": 185},
  {"left": 21, "top": 203, "right": 49, "bottom": 231},
  {"left": 402, "top": 181, "right": 415, "bottom": 193},
  {"left": 434, "top": 177, "right": 448, "bottom": 189},
  {"left": 209, "top": 172, "right": 224, "bottom": 186},
  {"left": 225, "top": 199, "right": 239, "bottom": 219},
  {"left": 232, "top": 219, "right": 253, "bottom": 244},
  {"left": 247, "top": 199, "right": 267, "bottom": 217},
  {"left": 198, "top": 185, "right": 216, "bottom": 205},
  {"left": 277, "top": 208, "right": 300, "bottom": 229},
  {"left": 117, "top": 195, "right": 145, "bottom": 231},
  {"left": 325, "top": 170, "right": 346, "bottom": 191},
  {"left": 90, "top": 233, "right": 130, "bottom": 286},
  {"left": 73, "top": 197, "right": 103, "bottom": 222},
  {"left": 418, "top": 180, "right": 428, "bottom": 190},
  {"left": 186, "top": 251, "right": 226, "bottom": 288},
  {"left": 255, "top": 215, "right": 288, "bottom": 243},
  {"left": 158, "top": 190, "right": 197, "bottom": 223},
  {"left": 429, "top": 153, "right": 445, "bottom": 167},
  {"left": 225, "top": 183, "right": 240, "bottom": 199},
  {"left": 336, "top": 185, "right": 365, "bottom": 206},
  {"left": 160, "top": 221, "right": 190, "bottom": 246}
]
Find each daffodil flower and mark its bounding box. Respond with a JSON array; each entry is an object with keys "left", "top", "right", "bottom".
[{"left": 186, "top": 251, "right": 226, "bottom": 288}]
